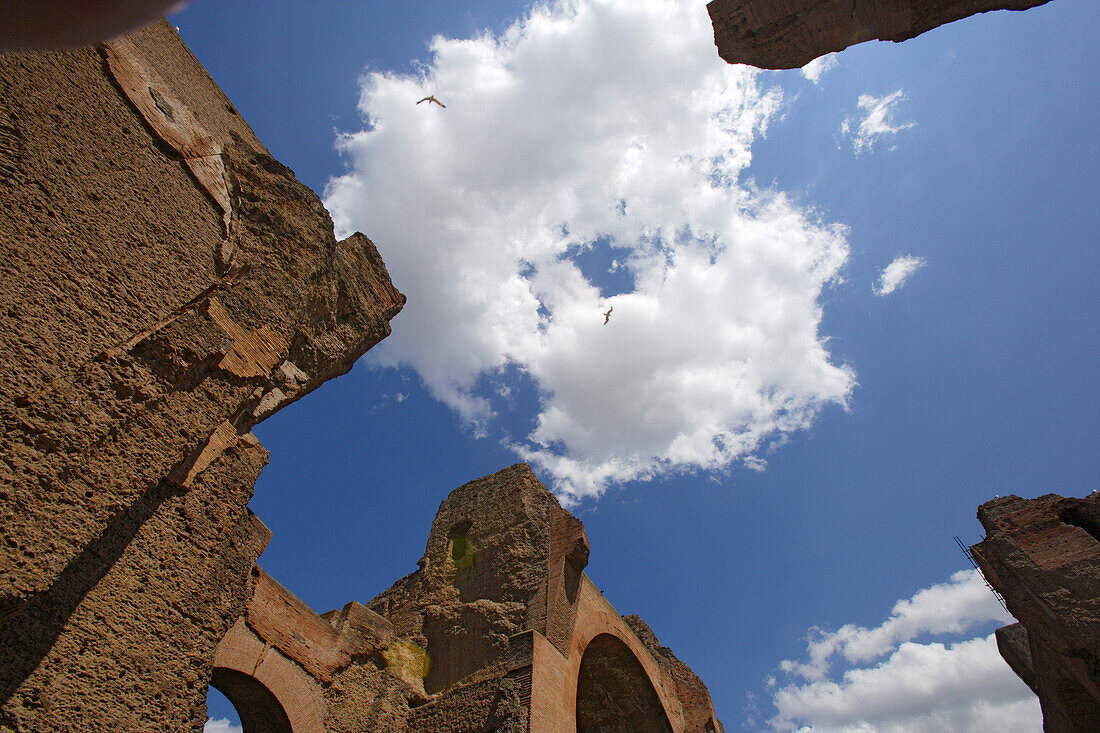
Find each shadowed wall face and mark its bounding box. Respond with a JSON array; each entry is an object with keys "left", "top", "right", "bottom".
[{"left": 576, "top": 633, "right": 673, "bottom": 733}]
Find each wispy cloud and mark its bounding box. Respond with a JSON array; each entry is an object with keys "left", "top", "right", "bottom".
[
  {"left": 326, "top": 0, "right": 854, "bottom": 502},
  {"left": 874, "top": 255, "right": 926, "bottom": 296},
  {"left": 767, "top": 570, "right": 1040, "bottom": 732},
  {"left": 800, "top": 53, "right": 838, "bottom": 84},
  {"left": 204, "top": 719, "right": 243, "bottom": 733},
  {"left": 841, "top": 89, "right": 916, "bottom": 155}
]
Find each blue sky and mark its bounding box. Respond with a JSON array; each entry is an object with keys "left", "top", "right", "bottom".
[{"left": 176, "top": 1, "right": 1098, "bottom": 730}]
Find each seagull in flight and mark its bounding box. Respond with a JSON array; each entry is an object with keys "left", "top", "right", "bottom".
[
  {"left": 603, "top": 306, "right": 613, "bottom": 325},
  {"left": 417, "top": 95, "right": 446, "bottom": 108}
]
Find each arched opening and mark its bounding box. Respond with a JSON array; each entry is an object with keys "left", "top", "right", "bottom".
[
  {"left": 448, "top": 521, "right": 476, "bottom": 570},
  {"left": 209, "top": 667, "right": 293, "bottom": 733},
  {"left": 575, "top": 633, "right": 673, "bottom": 733},
  {"left": 205, "top": 685, "right": 242, "bottom": 732},
  {"left": 1059, "top": 502, "right": 1100, "bottom": 543}
]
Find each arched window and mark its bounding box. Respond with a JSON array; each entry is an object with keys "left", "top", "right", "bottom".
[{"left": 448, "top": 521, "right": 476, "bottom": 570}]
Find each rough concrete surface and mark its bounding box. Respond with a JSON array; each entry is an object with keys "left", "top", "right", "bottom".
[
  {"left": 707, "top": 0, "right": 1051, "bottom": 69},
  {"left": 0, "top": 21, "right": 403, "bottom": 732}
]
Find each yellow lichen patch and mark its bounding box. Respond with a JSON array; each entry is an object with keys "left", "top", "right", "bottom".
[{"left": 384, "top": 641, "right": 430, "bottom": 683}]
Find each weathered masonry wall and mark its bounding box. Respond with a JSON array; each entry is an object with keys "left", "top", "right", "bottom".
[
  {"left": 0, "top": 21, "right": 403, "bottom": 731},
  {"left": 706, "top": 0, "right": 1051, "bottom": 69},
  {"left": 971, "top": 494, "right": 1100, "bottom": 733},
  {"left": 0, "top": 17, "right": 726, "bottom": 733},
  {"left": 208, "top": 464, "right": 725, "bottom": 732}
]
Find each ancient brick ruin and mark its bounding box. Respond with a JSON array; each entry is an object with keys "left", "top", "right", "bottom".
[
  {"left": 212, "top": 463, "right": 723, "bottom": 732},
  {"left": 0, "top": 20, "right": 720, "bottom": 732},
  {"left": 970, "top": 494, "right": 1100, "bottom": 733},
  {"left": 706, "top": 0, "right": 1051, "bottom": 69},
  {"left": 5, "top": 5, "right": 1093, "bottom": 731}
]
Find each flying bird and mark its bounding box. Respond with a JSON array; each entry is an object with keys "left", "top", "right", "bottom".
[
  {"left": 417, "top": 95, "right": 446, "bottom": 108},
  {"left": 603, "top": 306, "right": 613, "bottom": 325}
]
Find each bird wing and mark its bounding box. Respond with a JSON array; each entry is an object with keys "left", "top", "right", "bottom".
[{"left": 417, "top": 96, "right": 430, "bottom": 104}]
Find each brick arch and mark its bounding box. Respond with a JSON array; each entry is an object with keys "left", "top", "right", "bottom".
[
  {"left": 209, "top": 668, "right": 292, "bottom": 733},
  {"left": 211, "top": 618, "right": 325, "bottom": 733},
  {"left": 563, "top": 611, "right": 684, "bottom": 731}
]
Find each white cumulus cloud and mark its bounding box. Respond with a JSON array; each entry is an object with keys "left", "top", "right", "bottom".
[
  {"left": 204, "top": 719, "right": 243, "bottom": 733},
  {"left": 874, "top": 255, "right": 926, "bottom": 296},
  {"left": 767, "top": 570, "right": 1040, "bottom": 732},
  {"left": 325, "top": 0, "right": 855, "bottom": 502},
  {"left": 841, "top": 89, "right": 916, "bottom": 155},
  {"left": 800, "top": 53, "right": 838, "bottom": 84}
]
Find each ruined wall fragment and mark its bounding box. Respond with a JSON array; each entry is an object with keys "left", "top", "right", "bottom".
[
  {"left": 707, "top": 0, "right": 1051, "bottom": 69},
  {"left": 209, "top": 463, "right": 721, "bottom": 732},
  {"left": 971, "top": 494, "right": 1100, "bottom": 732},
  {"left": 0, "top": 21, "right": 403, "bottom": 731}
]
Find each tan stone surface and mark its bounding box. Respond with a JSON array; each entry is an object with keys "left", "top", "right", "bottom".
[
  {"left": 0, "top": 20, "right": 403, "bottom": 732},
  {"left": 707, "top": 0, "right": 1051, "bottom": 69}
]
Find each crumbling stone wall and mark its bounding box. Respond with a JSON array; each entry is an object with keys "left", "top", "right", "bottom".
[
  {"left": 1, "top": 18, "right": 723, "bottom": 733},
  {"left": 624, "top": 615, "right": 725, "bottom": 733},
  {"left": 209, "top": 464, "right": 724, "bottom": 731},
  {"left": 0, "top": 21, "right": 403, "bottom": 732},
  {"left": 707, "top": 0, "right": 1051, "bottom": 69},
  {"left": 971, "top": 494, "right": 1100, "bottom": 733}
]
